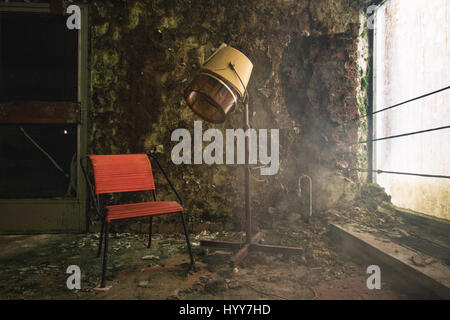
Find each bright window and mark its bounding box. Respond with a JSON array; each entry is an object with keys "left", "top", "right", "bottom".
[{"left": 374, "top": 0, "right": 450, "bottom": 219}]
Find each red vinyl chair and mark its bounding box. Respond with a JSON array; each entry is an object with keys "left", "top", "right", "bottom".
[{"left": 80, "top": 153, "right": 195, "bottom": 288}]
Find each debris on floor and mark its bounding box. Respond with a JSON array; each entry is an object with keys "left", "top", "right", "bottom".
[
  {"left": 0, "top": 217, "right": 406, "bottom": 300},
  {"left": 2, "top": 184, "right": 428, "bottom": 300}
]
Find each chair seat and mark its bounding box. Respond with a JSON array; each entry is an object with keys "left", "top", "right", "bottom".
[{"left": 106, "top": 201, "right": 183, "bottom": 222}]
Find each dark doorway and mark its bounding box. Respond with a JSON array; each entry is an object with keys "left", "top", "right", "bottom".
[{"left": 0, "top": 12, "right": 78, "bottom": 199}]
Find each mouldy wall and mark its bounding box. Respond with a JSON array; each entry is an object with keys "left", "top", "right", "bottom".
[{"left": 89, "top": 0, "right": 369, "bottom": 231}]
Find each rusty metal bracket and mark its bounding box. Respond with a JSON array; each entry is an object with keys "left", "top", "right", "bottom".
[{"left": 0, "top": 101, "right": 81, "bottom": 124}]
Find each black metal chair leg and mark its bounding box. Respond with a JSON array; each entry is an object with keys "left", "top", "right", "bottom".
[
  {"left": 101, "top": 222, "right": 110, "bottom": 288},
  {"left": 97, "top": 219, "right": 105, "bottom": 258},
  {"left": 147, "top": 216, "right": 153, "bottom": 248},
  {"left": 180, "top": 211, "right": 195, "bottom": 266}
]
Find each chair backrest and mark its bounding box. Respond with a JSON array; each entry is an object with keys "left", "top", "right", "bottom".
[{"left": 88, "top": 154, "right": 155, "bottom": 194}]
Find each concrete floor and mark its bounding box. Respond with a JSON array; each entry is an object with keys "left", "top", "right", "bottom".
[{"left": 0, "top": 225, "right": 409, "bottom": 300}]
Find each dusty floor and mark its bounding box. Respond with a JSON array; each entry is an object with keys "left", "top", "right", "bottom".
[{"left": 0, "top": 217, "right": 409, "bottom": 300}]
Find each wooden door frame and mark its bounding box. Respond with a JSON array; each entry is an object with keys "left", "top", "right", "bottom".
[{"left": 0, "top": 2, "right": 89, "bottom": 234}]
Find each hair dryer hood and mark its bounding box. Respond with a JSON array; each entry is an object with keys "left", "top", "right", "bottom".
[{"left": 184, "top": 44, "right": 253, "bottom": 123}]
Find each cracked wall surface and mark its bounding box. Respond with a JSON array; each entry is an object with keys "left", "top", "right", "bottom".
[
  {"left": 0, "top": 0, "right": 370, "bottom": 231},
  {"left": 87, "top": 0, "right": 369, "bottom": 231}
]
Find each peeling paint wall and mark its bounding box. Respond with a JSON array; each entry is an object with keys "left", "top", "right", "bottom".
[
  {"left": 0, "top": 0, "right": 370, "bottom": 231},
  {"left": 87, "top": 0, "right": 368, "bottom": 230}
]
